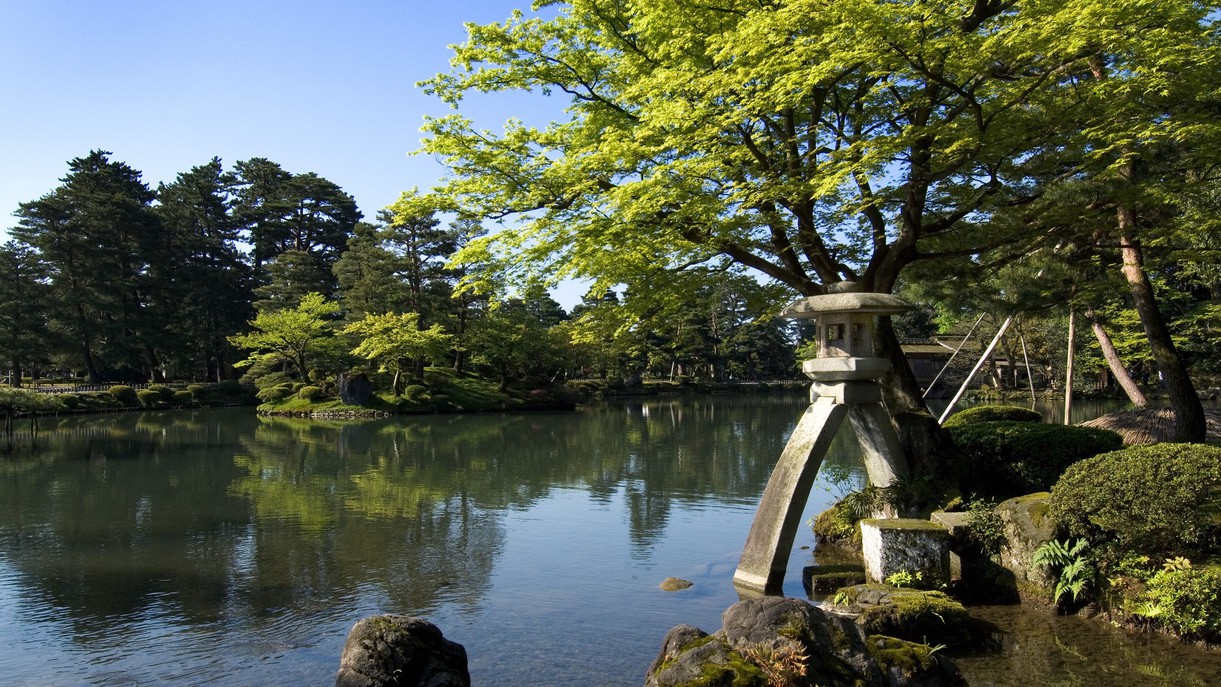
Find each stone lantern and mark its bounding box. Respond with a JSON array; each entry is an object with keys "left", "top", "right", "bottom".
[
  {"left": 733, "top": 283, "right": 913, "bottom": 594},
  {"left": 784, "top": 285, "right": 912, "bottom": 384}
]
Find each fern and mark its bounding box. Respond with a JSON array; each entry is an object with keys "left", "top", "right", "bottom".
[{"left": 1033, "top": 538, "right": 1094, "bottom": 605}]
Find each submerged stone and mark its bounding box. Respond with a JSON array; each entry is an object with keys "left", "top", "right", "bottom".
[
  {"left": 661, "top": 577, "right": 694, "bottom": 591},
  {"left": 802, "top": 564, "right": 868, "bottom": 595}
]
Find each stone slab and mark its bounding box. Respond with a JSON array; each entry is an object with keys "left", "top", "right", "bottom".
[{"left": 860, "top": 518, "right": 950, "bottom": 589}]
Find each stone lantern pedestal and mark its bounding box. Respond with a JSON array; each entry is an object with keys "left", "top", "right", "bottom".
[{"left": 733, "top": 284, "right": 912, "bottom": 594}]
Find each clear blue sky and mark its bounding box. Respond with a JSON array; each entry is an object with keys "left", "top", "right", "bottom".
[{"left": 0, "top": 1, "right": 580, "bottom": 302}]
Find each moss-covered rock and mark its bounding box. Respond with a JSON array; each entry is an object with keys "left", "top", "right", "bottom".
[
  {"left": 803, "top": 564, "right": 868, "bottom": 595},
  {"left": 828, "top": 585, "right": 971, "bottom": 646},
  {"left": 645, "top": 624, "right": 769, "bottom": 687},
  {"left": 649, "top": 596, "right": 972, "bottom": 687},
  {"left": 812, "top": 499, "right": 860, "bottom": 545},
  {"left": 866, "top": 635, "right": 967, "bottom": 687},
  {"left": 994, "top": 493, "right": 1056, "bottom": 604}
]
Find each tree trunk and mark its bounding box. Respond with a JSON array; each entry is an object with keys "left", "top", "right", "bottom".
[
  {"left": 1088, "top": 55, "right": 1204, "bottom": 441},
  {"left": 392, "top": 368, "right": 402, "bottom": 397},
  {"left": 1084, "top": 308, "right": 1148, "bottom": 407},
  {"left": 82, "top": 339, "right": 100, "bottom": 384},
  {"left": 1118, "top": 228, "right": 1205, "bottom": 441},
  {"left": 11, "top": 360, "right": 21, "bottom": 388}
]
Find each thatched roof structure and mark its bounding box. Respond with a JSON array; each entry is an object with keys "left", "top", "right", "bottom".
[{"left": 1078, "top": 407, "right": 1221, "bottom": 446}]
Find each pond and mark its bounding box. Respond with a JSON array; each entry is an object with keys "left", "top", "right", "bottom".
[{"left": 0, "top": 394, "right": 1218, "bottom": 686}]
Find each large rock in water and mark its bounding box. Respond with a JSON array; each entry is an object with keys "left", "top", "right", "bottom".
[
  {"left": 645, "top": 596, "right": 965, "bottom": 687},
  {"left": 335, "top": 615, "right": 469, "bottom": 687}
]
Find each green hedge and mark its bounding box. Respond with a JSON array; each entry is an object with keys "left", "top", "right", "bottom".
[
  {"left": 108, "top": 385, "right": 138, "bottom": 405},
  {"left": 1049, "top": 443, "right": 1221, "bottom": 560},
  {"left": 256, "top": 383, "right": 293, "bottom": 403},
  {"left": 136, "top": 389, "right": 162, "bottom": 407},
  {"left": 147, "top": 384, "right": 176, "bottom": 403},
  {"left": 949, "top": 421, "right": 1122, "bottom": 499},
  {"left": 942, "top": 404, "right": 1042, "bottom": 428}
]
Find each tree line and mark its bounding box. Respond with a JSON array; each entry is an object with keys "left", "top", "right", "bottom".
[{"left": 0, "top": 151, "right": 799, "bottom": 395}]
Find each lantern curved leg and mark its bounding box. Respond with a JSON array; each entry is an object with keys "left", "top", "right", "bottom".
[
  {"left": 733, "top": 398, "right": 849, "bottom": 594},
  {"left": 847, "top": 403, "right": 909, "bottom": 488}
]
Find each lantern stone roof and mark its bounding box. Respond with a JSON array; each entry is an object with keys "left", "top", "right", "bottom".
[{"left": 780, "top": 291, "right": 912, "bottom": 319}]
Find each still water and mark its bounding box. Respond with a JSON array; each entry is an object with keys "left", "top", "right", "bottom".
[{"left": 0, "top": 394, "right": 1218, "bottom": 686}]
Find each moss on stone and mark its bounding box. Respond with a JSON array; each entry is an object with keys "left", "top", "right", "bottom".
[
  {"left": 655, "top": 635, "right": 718, "bottom": 674},
  {"left": 1011, "top": 492, "right": 1052, "bottom": 528},
  {"left": 835, "top": 585, "right": 970, "bottom": 644},
  {"left": 866, "top": 635, "right": 936, "bottom": 676},
  {"left": 813, "top": 501, "right": 860, "bottom": 544},
  {"left": 692, "top": 647, "right": 767, "bottom": 687},
  {"left": 860, "top": 518, "right": 947, "bottom": 532},
  {"left": 805, "top": 570, "right": 868, "bottom": 594}
]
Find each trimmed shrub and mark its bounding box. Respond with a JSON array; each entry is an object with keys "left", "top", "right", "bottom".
[
  {"left": 108, "top": 385, "right": 138, "bottom": 405},
  {"left": 949, "top": 421, "right": 1122, "bottom": 499},
  {"left": 256, "top": 383, "right": 293, "bottom": 403},
  {"left": 297, "top": 385, "right": 324, "bottom": 401},
  {"left": 136, "top": 389, "right": 162, "bottom": 407},
  {"left": 147, "top": 384, "right": 176, "bottom": 403},
  {"left": 173, "top": 390, "right": 194, "bottom": 405},
  {"left": 942, "top": 404, "right": 1042, "bottom": 428},
  {"left": 1049, "top": 443, "right": 1221, "bottom": 560},
  {"left": 402, "top": 385, "right": 430, "bottom": 404}
]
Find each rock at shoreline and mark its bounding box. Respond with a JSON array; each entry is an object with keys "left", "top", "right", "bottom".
[
  {"left": 645, "top": 596, "right": 965, "bottom": 687},
  {"left": 994, "top": 493, "right": 1056, "bottom": 603},
  {"left": 335, "top": 614, "right": 469, "bottom": 687},
  {"left": 338, "top": 373, "right": 373, "bottom": 406}
]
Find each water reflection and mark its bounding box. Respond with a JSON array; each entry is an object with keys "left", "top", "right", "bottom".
[
  {"left": 0, "top": 394, "right": 836, "bottom": 685},
  {"left": 952, "top": 604, "right": 1221, "bottom": 686},
  {"left": 10, "top": 395, "right": 1205, "bottom": 686}
]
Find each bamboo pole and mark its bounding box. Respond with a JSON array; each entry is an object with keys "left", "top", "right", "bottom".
[
  {"left": 1064, "top": 310, "right": 1076, "bottom": 426},
  {"left": 1019, "top": 332, "right": 1036, "bottom": 401},
  {"left": 922, "top": 313, "right": 986, "bottom": 399},
  {"left": 938, "top": 318, "right": 1013, "bottom": 424}
]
